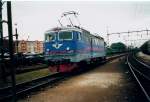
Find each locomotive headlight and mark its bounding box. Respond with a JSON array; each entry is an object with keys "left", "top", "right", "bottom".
[
  {"left": 66, "top": 47, "right": 70, "bottom": 50},
  {"left": 46, "top": 49, "right": 49, "bottom": 51}
]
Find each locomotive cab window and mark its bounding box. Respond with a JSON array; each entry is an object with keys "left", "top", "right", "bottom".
[
  {"left": 45, "top": 33, "right": 55, "bottom": 42},
  {"left": 59, "top": 31, "right": 73, "bottom": 40}
]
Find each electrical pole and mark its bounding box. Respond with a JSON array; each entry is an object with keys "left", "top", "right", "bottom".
[
  {"left": 0, "top": 1, "right": 3, "bottom": 55},
  {"left": 15, "top": 23, "right": 18, "bottom": 53},
  {"left": 0, "top": 1, "right": 7, "bottom": 82},
  {"left": 7, "top": 1, "right": 16, "bottom": 102},
  {"left": 106, "top": 26, "right": 109, "bottom": 47},
  {"left": 146, "top": 28, "right": 149, "bottom": 36}
]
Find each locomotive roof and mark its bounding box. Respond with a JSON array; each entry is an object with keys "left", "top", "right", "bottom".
[
  {"left": 45, "top": 26, "right": 82, "bottom": 33},
  {"left": 45, "top": 26, "right": 104, "bottom": 40}
]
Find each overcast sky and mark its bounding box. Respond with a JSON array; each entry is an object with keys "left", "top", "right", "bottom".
[{"left": 2, "top": 1, "right": 150, "bottom": 46}]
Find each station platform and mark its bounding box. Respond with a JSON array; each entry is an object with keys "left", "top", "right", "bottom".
[
  {"left": 137, "top": 52, "right": 150, "bottom": 65},
  {"left": 18, "top": 57, "right": 143, "bottom": 102}
]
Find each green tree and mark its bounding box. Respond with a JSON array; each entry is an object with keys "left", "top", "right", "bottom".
[{"left": 110, "top": 42, "right": 127, "bottom": 53}]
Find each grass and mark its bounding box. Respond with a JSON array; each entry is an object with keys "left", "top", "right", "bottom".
[{"left": 8, "top": 68, "right": 51, "bottom": 84}]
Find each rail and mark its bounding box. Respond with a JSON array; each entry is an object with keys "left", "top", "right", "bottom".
[
  {"left": 0, "top": 72, "right": 65, "bottom": 101},
  {"left": 127, "top": 54, "right": 150, "bottom": 102}
]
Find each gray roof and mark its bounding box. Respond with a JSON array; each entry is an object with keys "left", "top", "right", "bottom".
[{"left": 45, "top": 26, "right": 104, "bottom": 40}]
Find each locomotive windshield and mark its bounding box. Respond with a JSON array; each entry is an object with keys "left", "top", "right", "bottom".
[
  {"left": 45, "top": 32, "right": 56, "bottom": 42},
  {"left": 59, "top": 31, "right": 72, "bottom": 40}
]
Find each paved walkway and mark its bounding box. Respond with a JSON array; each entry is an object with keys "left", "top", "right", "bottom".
[{"left": 18, "top": 57, "right": 143, "bottom": 102}]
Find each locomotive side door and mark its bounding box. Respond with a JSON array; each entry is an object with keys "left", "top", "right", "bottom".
[{"left": 90, "top": 38, "right": 93, "bottom": 58}]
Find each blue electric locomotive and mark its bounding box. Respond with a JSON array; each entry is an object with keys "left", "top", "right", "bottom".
[{"left": 44, "top": 26, "right": 106, "bottom": 72}]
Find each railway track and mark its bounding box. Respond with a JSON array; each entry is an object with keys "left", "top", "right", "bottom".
[
  {"left": 0, "top": 73, "right": 66, "bottom": 102},
  {"left": 0, "top": 53, "right": 127, "bottom": 102},
  {"left": 127, "top": 53, "right": 150, "bottom": 102}
]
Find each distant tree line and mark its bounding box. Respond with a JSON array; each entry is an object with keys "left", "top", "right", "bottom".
[{"left": 106, "top": 42, "right": 127, "bottom": 56}]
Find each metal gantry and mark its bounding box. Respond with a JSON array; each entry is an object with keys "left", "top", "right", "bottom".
[{"left": 107, "top": 29, "right": 150, "bottom": 47}]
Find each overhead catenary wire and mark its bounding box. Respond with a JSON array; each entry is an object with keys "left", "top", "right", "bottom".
[{"left": 107, "top": 28, "right": 150, "bottom": 47}]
